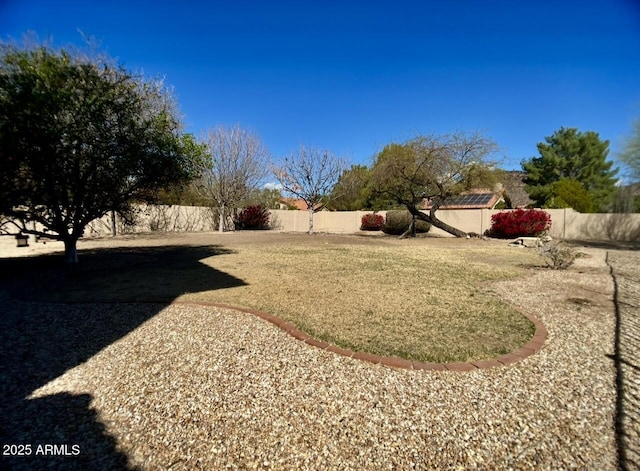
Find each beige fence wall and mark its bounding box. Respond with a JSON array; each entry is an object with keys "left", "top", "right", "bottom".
[
  {"left": 85, "top": 205, "right": 215, "bottom": 236},
  {"left": 558, "top": 210, "right": 640, "bottom": 241},
  {"left": 63, "top": 205, "right": 640, "bottom": 242},
  {"left": 271, "top": 210, "right": 375, "bottom": 234},
  {"left": 407, "top": 208, "right": 640, "bottom": 242},
  {"left": 272, "top": 208, "right": 640, "bottom": 242}
]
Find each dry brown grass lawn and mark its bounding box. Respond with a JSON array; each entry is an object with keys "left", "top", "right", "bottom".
[
  {"left": 180, "top": 233, "right": 542, "bottom": 363},
  {"left": 1, "top": 232, "right": 543, "bottom": 363}
]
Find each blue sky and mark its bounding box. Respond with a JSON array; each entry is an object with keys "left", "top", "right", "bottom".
[{"left": 2, "top": 0, "right": 639, "bottom": 171}]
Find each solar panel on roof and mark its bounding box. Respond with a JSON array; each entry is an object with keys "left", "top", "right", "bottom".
[
  {"left": 476, "top": 194, "right": 493, "bottom": 204},
  {"left": 445, "top": 193, "right": 493, "bottom": 206}
]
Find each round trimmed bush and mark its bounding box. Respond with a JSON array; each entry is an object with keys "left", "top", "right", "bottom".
[{"left": 382, "top": 210, "right": 431, "bottom": 235}]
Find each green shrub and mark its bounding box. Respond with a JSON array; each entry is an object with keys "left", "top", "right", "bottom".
[
  {"left": 383, "top": 211, "right": 431, "bottom": 235},
  {"left": 543, "top": 179, "right": 596, "bottom": 213}
]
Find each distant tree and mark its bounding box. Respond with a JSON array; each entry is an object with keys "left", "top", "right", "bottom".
[
  {"left": 370, "top": 131, "right": 498, "bottom": 237},
  {"left": 272, "top": 146, "right": 345, "bottom": 234},
  {"left": 522, "top": 127, "right": 618, "bottom": 212},
  {"left": 462, "top": 165, "right": 507, "bottom": 192},
  {"left": 619, "top": 119, "right": 640, "bottom": 183},
  {"left": 330, "top": 164, "right": 397, "bottom": 210},
  {"left": 0, "top": 41, "right": 203, "bottom": 262},
  {"left": 543, "top": 178, "right": 596, "bottom": 213},
  {"left": 155, "top": 182, "right": 210, "bottom": 207},
  {"left": 197, "top": 125, "right": 270, "bottom": 232},
  {"left": 612, "top": 121, "right": 640, "bottom": 213},
  {"left": 155, "top": 135, "right": 210, "bottom": 206},
  {"left": 330, "top": 165, "right": 371, "bottom": 210},
  {"left": 244, "top": 187, "right": 285, "bottom": 210},
  {"left": 611, "top": 185, "right": 640, "bottom": 214}
]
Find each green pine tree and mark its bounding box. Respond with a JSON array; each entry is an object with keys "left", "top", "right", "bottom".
[{"left": 522, "top": 127, "right": 618, "bottom": 212}]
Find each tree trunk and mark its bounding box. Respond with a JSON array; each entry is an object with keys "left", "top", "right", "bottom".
[
  {"left": 64, "top": 238, "right": 79, "bottom": 264},
  {"left": 219, "top": 204, "right": 225, "bottom": 233},
  {"left": 399, "top": 216, "right": 417, "bottom": 239},
  {"left": 111, "top": 210, "right": 117, "bottom": 237},
  {"left": 407, "top": 204, "right": 468, "bottom": 238},
  {"left": 308, "top": 208, "right": 314, "bottom": 235}
]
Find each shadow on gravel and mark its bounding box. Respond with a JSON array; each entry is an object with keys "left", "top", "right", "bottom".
[
  {"left": 0, "top": 244, "right": 245, "bottom": 470},
  {"left": 606, "top": 251, "right": 640, "bottom": 471},
  {"left": 569, "top": 239, "right": 640, "bottom": 251}
]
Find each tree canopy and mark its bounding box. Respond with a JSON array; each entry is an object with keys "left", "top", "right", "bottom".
[
  {"left": 0, "top": 42, "right": 203, "bottom": 262},
  {"left": 542, "top": 178, "right": 596, "bottom": 213},
  {"left": 329, "top": 164, "right": 397, "bottom": 211},
  {"left": 370, "top": 131, "right": 498, "bottom": 237},
  {"left": 329, "top": 165, "right": 372, "bottom": 210},
  {"left": 522, "top": 127, "right": 618, "bottom": 212}
]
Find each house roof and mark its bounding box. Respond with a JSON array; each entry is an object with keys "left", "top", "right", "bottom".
[
  {"left": 422, "top": 188, "right": 503, "bottom": 210},
  {"left": 279, "top": 198, "right": 324, "bottom": 211},
  {"left": 279, "top": 197, "right": 308, "bottom": 210}
]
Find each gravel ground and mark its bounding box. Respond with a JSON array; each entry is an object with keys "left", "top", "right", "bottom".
[
  {"left": 607, "top": 250, "right": 640, "bottom": 470},
  {"left": 0, "top": 237, "right": 632, "bottom": 470}
]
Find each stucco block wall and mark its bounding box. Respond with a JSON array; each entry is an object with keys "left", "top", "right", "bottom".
[
  {"left": 13, "top": 205, "right": 640, "bottom": 242},
  {"left": 271, "top": 208, "right": 640, "bottom": 242}
]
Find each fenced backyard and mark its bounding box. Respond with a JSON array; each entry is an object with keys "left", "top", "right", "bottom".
[{"left": 74, "top": 205, "right": 640, "bottom": 243}]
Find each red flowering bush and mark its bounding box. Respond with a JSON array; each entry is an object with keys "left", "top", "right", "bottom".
[
  {"left": 489, "top": 209, "right": 551, "bottom": 238},
  {"left": 360, "top": 213, "right": 385, "bottom": 231},
  {"left": 234, "top": 205, "right": 271, "bottom": 230}
]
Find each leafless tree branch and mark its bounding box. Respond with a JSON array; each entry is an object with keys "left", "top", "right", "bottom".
[
  {"left": 197, "top": 125, "right": 270, "bottom": 231},
  {"left": 272, "top": 146, "right": 345, "bottom": 234}
]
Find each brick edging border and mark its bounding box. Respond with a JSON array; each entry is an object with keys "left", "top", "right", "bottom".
[{"left": 175, "top": 301, "right": 548, "bottom": 372}]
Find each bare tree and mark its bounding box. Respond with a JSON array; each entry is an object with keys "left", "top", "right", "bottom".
[
  {"left": 197, "top": 125, "right": 270, "bottom": 232},
  {"left": 370, "top": 131, "right": 499, "bottom": 237},
  {"left": 273, "top": 146, "right": 345, "bottom": 234},
  {"left": 619, "top": 119, "right": 640, "bottom": 183}
]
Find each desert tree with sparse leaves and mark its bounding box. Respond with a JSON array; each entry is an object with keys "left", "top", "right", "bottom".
[{"left": 370, "top": 131, "right": 499, "bottom": 237}]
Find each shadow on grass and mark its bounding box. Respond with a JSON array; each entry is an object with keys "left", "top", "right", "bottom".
[{"left": 0, "top": 244, "right": 245, "bottom": 470}]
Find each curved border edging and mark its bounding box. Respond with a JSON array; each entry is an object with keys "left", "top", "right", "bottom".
[{"left": 175, "top": 301, "right": 548, "bottom": 372}]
